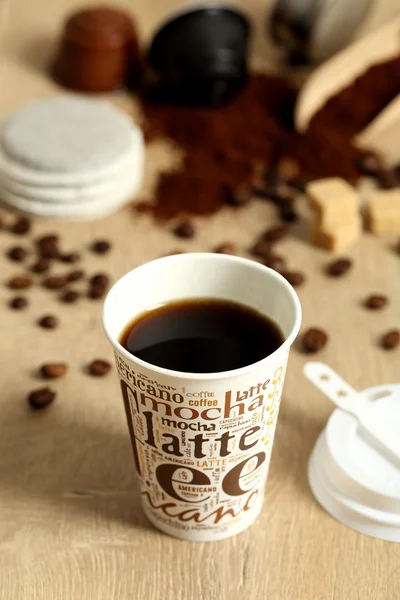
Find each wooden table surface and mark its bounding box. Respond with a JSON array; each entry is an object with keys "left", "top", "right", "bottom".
[{"left": 1, "top": 1, "right": 400, "bottom": 598}]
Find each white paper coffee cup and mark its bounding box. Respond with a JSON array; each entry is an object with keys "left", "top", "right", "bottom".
[{"left": 103, "top": 253, "right": 301, "bottom": 541}]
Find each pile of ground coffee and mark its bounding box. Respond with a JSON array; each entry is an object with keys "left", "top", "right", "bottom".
[{"left": 140, "top": 58, "right": 400, "bottom": 220}]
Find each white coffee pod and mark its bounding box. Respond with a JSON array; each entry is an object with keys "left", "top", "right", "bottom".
[{"left": 0, "top": 95, "right": 145, "bottom": 218}]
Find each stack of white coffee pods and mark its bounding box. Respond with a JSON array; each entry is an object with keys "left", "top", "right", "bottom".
[
  {"left": 0, "top": 95, "right": 144, "bottom": 219},
  {"left": 305, "top": 363, "right": 400, "bottom": 542}
]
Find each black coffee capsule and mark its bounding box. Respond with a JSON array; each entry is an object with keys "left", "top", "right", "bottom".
[{"left": 147, "top": 5, "right": 251, "bottom": 106}]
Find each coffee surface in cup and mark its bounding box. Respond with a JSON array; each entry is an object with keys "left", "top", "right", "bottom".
[{"left": 119, "top": 298, "right": 284, "bottom": 373}]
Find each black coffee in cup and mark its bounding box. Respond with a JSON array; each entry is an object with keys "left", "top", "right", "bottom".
[{"left": 119, "top": 298, "right": 283, "bottom": 373}]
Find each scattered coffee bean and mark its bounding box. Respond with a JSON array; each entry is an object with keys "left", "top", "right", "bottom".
[
  {"left": 261, "top": 225, "right": 288, "bottom": 243},
  {"left": 173, "top": 220, "right": 195, "bottom": 239},
  {"left": 8, "top": 275, "right": 33, "bottom": 289},
  {"left": 66, "top": 269, "right": 85, "bottom": 282},
  {"left": 60, "top": 252, "right": 80, "bottom": 263},
  {"left": 281, "top": 270, "right": 305, "bottom": 287},
  {"left": 9, "top": 296, "right": 28, "bottom": 310},
  {"left": 31, "top": 258, "right": 50, "bottom": 274},
  {"left": 10, "top": 216, "right": 31, "bottom": 235},
  {"left": 381, "top": 330, "right": 400, "bottom": 350},
  {"left": 7, "top": 246, "right": 28, "bottom": 262},
  {"left": 28, "top": 387, "right": 56, "bottom": 409},
  {"left": 90, "top": 273, "right": 110, "bottom": 287},
  {"left": 214, "top": 243, "right": 235, "bottom": 255},
  {"left": 0, "top": 214, "right": 4, "bottom": 230},
  {"left": 43, "top": 275, "right": 67, "bottom": 290},
  {"left": 88, "top": 272, "right": 110, "bottom": 300},
  {"left": 133, "top": 200, "right": 153, "bottom": 214},
  {"left": 250, "top": 162, "right": 267, "bottom": 195},
  {"left": 36, "top": 234, "right": 60, "bottom": 259},
  {"left": 276, "top": 156, "right": 300, "bottom": 182},
  {"left": 226, "top": 184, "right": 252, "bottom": 206},
  {"left": 377, "top": 168, "right": 398, "bottom": 189},
  {"left": 302, "top": 327, "right": 328, "bottom": 353},
  {"left": 60, "top": 290, "right": 80, "bottom": 303},
  {"left": 357, "top": 151, "right": 382, "bottom": 176},
  {"left": 88, "top": 283, "right": 107, "bottom": 299},
  {"left": 38, "top": 315, "right": 58, "bottom": 329},
  {"left": 365, "top": 294, "right": 388, "bottom": 310},
  {"left": 279, "top": 200, "right": 298, "bottom": 223},
  {"left": 40, "top": 363, "right": 68, "bottom": 379},
  {"left": 91, "top": 240, "right": 111, "bottom": 254},
  {"left": 263, "top": 181, "right": 294, "bottom": 205},
  {"left": 327, "top": 258, "right": 352, "bottom": 277},
  {"left": 88, "top": 359, "right": 112, "bottom": 376},
  {"left": 250, "top": 239, "right": 271, "bottom": 260},
  {"left": 264, "top": 255, "right": 286, "bottom": 272},
  {"left": 38, "top": 234, "right": 58, "bottom": 245}
]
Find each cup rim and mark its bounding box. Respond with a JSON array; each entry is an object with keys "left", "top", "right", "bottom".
[{"left": 103, "top": 253, "right": 302, "bottom": 381}]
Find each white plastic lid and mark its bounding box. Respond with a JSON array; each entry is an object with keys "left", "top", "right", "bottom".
[{"left": 308, "top": 384, "right": 400, "bottom": 542}]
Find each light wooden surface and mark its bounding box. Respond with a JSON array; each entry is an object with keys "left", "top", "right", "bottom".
[{"left": 0, "top": 1, "right": 400, "bottom": 599}]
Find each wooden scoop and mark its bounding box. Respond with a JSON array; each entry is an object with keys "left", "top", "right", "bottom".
[{"left": 295, "top": 14, "right": 400, "bottom": 133}]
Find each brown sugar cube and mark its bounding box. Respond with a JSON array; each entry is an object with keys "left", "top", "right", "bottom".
[
  {"left": 310, "top": 217, "right": 361, "bottom": 253},
  {"left": 306, "top": 177, "right": 359, "bottom": 228},
  {"left": 366, "top": 189, "right": 400, "bottom": 234}
]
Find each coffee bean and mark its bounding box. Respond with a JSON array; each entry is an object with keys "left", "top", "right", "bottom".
[
  {"left": 38, "top": 234, "right": 58, "bottom": 245},
  {"left": 28, "top": 387, "right": 56, "bottom": 409},
  {"left": 91, "top": 240, "right": 111, "bottom": 254},
  {"left": 226, "top": 184, "right": 252, "bottom": 206},
  {"left": 9, "top": 296, "right": 28, "bottom": 309},
  {"left": 250, "top": 162, "right": 267, "bottom": 195},
  {"left": 264, "top": 255, "right": 286, "bottom": 272},
  {"left": 381, "top": 330, "right": 400, "bottom": 350},
  {"left": 302, "top": 327, "right": 328, "bottom": 353},
  {"left": 40, "top": 363, "right": 68, "bottom": 379},
  {"left": 357, "top": 151, "right": 382, "bottom": 176},
  {"left": 279, "top": 201, "right": 298, "bottom": 223},
  {"left": 289, "top": 178, "right": 307, "bottom": 194},
  {"left": 60, "top": 252, "right": 80, "bottom": 263},
  {"left": 31, "top": 258, "right": 50, "bottom": 273},
  {"left": 60, "top": 290, "right": 80, "bottom": 303},
  {"left": 327, "top": 258, "right": 352, "bottom": 277},
  {"left": 43, "top": 276, "right": 67, "bottom": 290},
  {"left": 261, "top": 225, "right": 288, "bottom": 243},
  {"left": 10, "top": 216, "right": 31, "bottom": 235},
  {"left": 378, "top": 168, "right": 398, "bottom": 189},
  {"left": 38, "top": 315, "right": 58, "bottom": 329},
  {"left": 214, "top": 243, "right": 235, "bottom": 255},
  {"left": 250, "top": 239, "right": 271, "bottom": 260},
  {"left": 276, "top": 156, "right": 300, "bottom": 182},
  {"left": 36, "top": 234, "right": 60, "bottom": 259},
  {"left": 8, "top": 275, "right": 33, "bottom": 289},
  {"left": 88, "top": 359, "right": 112, "bottom": 376},
  {"left": 281, "top": 270, "right": 305, "bottom": 287},
  {"left": 66, "top": 269, "right": 85, "bottom": 282},
  {"left": 396, "top": 238, "right": 400, "bottom": 255},
  {"left": 0, "top": 214, "right": 4, "bottom": 230},
  {"left": 90, "top": 273, "right": 110, "bottom": 287},
  {"left": 263, "top": 181, "right": 294, "bottom": 205},
  {"left": 365, "top": 294, "right": 388, "bottom": 310},
  {"left": 88, "top": 283, "right": 107, "bottom": 299},
  {"left": 173, "top": 220, "right": 195, "bottom": 239},
  {"left": 133, "top": 200, "right": 153, "bottom": 214},
  {"left": 7, "top": 246, "right": 28, "bottom": 262}
]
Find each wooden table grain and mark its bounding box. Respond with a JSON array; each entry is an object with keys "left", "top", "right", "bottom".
[{"left": 0, "top": 1, "right": 399, "bottom": 598}]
